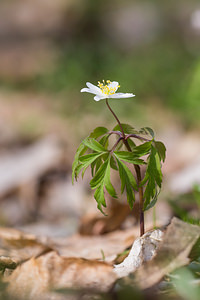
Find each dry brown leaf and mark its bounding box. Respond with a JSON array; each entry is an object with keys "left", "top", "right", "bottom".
[
  {"left": 79, "top": 202, "right": 139, "bottom": 235},
  {"left": 51, "top": 228, "right": 137, "bottom": 262},
  {"left": 0, "top": 137, "right": 62, "bottom": 198},
  {"left": 134, "top": 217, "right": 200, "bottom": 289},
  {"left": 0, "top": 227, "right": 52, "bottom": 264},
  {"left": 0, "top": 256, "right": 17, "bottom": 271},
  {"left": 6, "top": 251, "right": 117, "bottom": 300}
]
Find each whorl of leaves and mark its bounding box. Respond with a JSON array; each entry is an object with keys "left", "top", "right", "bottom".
[{"left": 72, "top": 124, "right": 166, "bottom": 214}]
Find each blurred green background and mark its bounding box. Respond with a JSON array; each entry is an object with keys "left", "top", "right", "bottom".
[
  {"left": 0, "top": 3, "right": 199, "bottom": 298},
  {"left": 0, "top": 0, "right": 200, "bottom": 139}
]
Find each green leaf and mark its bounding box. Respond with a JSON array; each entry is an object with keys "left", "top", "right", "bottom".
[
  {"left": 110, "top": 156, "right": 118, "bottom": 170},
  {"left": 94, "top": 185, "right": 107, "bottom": 214},
  {"left": 91, "top": 156, "right": 103, "bottom": 176},
  {"left": 104, "top": 161, "right": 117, "bottom": 198},
  {"left": 114, "top": 151, "right": 145, "bottom": 165},
  {"left": 79, "top": 152, "right": 104, "bottom": 179},
  {"left": 139, "top": 127, "right": 155, "bottom": 138},
  {"left": 89, "top": 127, "right": 109, "bottom": 138},
  {"left": 154, "top": 141, "right": 166, "bottom": 162},
  {"left": 112, "top": 123, "right": 137, "bottom": 134},
  {"left": 91, "top": 157, "right": 117, "bottom": 213},
  {"left": 116, "top": 158, "right": 138, "bottom": 209},
  {"left": 99, "top": 135, "right": 109, "bottom": 149},
  {"left": 145, "top": 188, "right": 160, "bottom": 210},
  {"left": 83, "top": 138, "right": 107, "bottom": 152},
  {"left": 142, "top": 145, "right": 163, "bottom": 210},
  {"left": 90, "top": 160, "right": 109, "bottom": 189},
  {"left": 79, "top": 153, "right": 103, "bottom": 164},
  {"left": 126, "top": 181, "right": 135, "bottom": 209},
  {"left": 132, "top": 141, "right": 152, "bottom": 156},
  {"left": 72, "top": 127, "right": 109, "bottom": 183},
  {"left": 72, "top": 143, "right": 87, "bottom": 183},
  {"left": 126, "top": 139, "right": 136, "bottom": 150}
]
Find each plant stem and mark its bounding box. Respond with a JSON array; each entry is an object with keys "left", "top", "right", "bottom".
[
  {"left": 106, "top": 99, "right": 145, "bottom": 236},
  {"left": 110, "top": 137, "right": 123, "bottom": 154},
  {"left": 124, "top": 140, "right": 145, "bottom": 236},
  {"left": 106, "top": 99, "right": 125, "bottom": 139}
]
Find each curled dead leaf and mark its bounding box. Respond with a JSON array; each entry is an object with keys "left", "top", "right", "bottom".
[
  {"left": 0, "top": 227, "right": 52, "bottom": 264},
  {"left": 134, "top": 217, "right": 200, "bottom": 289},
  {"left": 6, "top": 251, "right": 117, "bottom": 300}
]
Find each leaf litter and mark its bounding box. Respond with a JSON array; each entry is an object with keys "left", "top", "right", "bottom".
[{"left": 0, "top": 217, "right": 199, "bottom": 300}]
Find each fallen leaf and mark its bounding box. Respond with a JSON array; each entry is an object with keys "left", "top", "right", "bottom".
[
  {"left": 114, "top": 229, "right": 163, "bottom": 278},
  {"left": 0, "top": 137, "right": 62, "bottom": 198},
  {"left": 79, "top": 202, "right": 139, "bottom": 235},
  {"left": 134, "top": 217, "right": 200, "bottom": 289},
  {"left": 6, "top": 251, "right": 117, "bottom": 300},
  {"left": 0, "top": 227, "right": 52, "bottom": 264},
  {"left": 51, "top": 228, "right": 137, "bottom": 262},
  {"left": 0, "top": 256, "right": 17, "bottom": 271}
]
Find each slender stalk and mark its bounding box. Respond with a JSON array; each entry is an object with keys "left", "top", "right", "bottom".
[
  {"left": 153, "top": 206, "right": 156, "bottom": 230},
  {"left": 124, "top": 139, "right": 144, "bottom": 236},
  {"left": 110, "top": 137, "right": 123, "bottom": 154},
  {"left": 106, "top": 99, "right": 145, "bottom": 236},
  {"left": 106, "top": 99, "right": 125, "bottom": 138},
  {"left": 125, "top": 134, "right": 150, "bottom": 142}
]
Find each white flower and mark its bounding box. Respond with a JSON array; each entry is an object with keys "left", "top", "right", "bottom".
[{"left": 81, "top": 80, "right": 135, "bottom": 101}]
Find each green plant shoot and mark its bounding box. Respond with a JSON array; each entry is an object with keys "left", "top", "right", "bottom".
[{"left": 72, "top": 80, "right": 166, "bottom": 236}]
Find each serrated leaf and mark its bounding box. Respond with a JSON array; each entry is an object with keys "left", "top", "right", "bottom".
[
  {"left": 116, "top": 158, "right": 137, "bottom": 209},
  {"left": 79, "top": 153, "right": 103, "bottom": 164},
  {"left": 91, "top": 156, "right": 103, "bottom": 176},
  {"left": 89, "top": 127, "right": 109, "bottom": 138},
  {"left": 77, "top": 152, "right": 103, "bottom": 179},
  {"left": 142, "top": 145, "right": 163, "bottom": 210},
  {"left": 126, "top": 138, "right": 136, "bottom": 150},
  {"left": 94, "top": 185, "right": 107, "bottom": 214},
  {"left": 117, "top": 159, "right": 126, "bottom": 193},
  {"left": 140, "top": 127, "right": 155, "bottom": 138},
  {"left": 91, "top": 157, "right": 117, "bottom": 213},
  {"left": 132, "top": 141, "right": 152, "bottom": 156},
  {"left": 83, "top": 138, "right": 107, "bottom": 152},
  {"left": 72, "top": 143, "right": 87, "bottom": 183},
  {"left": 110, "top": 156, "right": 118, "bottom": 170},
  {"left": 114, "top": 151, "right": 145, "bottom": 165},
  {"left": 74, "top": 163, "right": 86, "bottom": 180},
  {"left": 126, "top": 181, "right": 135, "bottom": 209},
  {"left": 90, "top": 161, "right": 109, "bottom": 189},
  {"left": 112, "top": 123, "right": 137, "bottom": 134},
  {"left": 154, "top": 141, "right": 166, "bottom": 162},
  {"left": 104, "top": 162, "right": 117, "bottom": 198},
  {"left": 143, "top": 178, "right": 157, "bottom": 210},
  {"left": 154, "top": 151, "right": 162, "bottom": 187},
  {"left": 99, "top": 135, "right": 109, "bottom": 149},
  {"left": 144, "top": 188, "right": 160, "bottom": 210}
]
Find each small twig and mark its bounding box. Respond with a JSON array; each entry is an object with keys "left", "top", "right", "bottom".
[
  {"left": 107, "top": 130, "right": 123, "bottom": 137},
  {"left": 106, "top": 99, "right": 126, "bottom": 139},
  {"left": 125, "top": 134, "right": 151, "bottom": 142},
  {"left": 109, "top": 137, "right": 123, "bottom": 154}
]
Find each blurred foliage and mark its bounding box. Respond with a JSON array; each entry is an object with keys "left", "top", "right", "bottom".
[
  {"left": 0, "top": 0, "right": 199, "bottom": 127},
  {"left": 168, "top": 185, "right": 200, "bottom": 226}
]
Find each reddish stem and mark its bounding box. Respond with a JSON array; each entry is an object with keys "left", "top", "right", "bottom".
[{"left": 106, "top": 99, "right": 145, "bottom": 236}]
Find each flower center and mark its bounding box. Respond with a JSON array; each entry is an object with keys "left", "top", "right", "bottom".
[{"left": 98, "top": 80, "right": 120, "bottom": 95}]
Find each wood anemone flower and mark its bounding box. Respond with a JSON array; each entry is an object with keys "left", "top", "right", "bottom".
[{"left": 81, "top": 80, "right": 135, "bottom": 101}]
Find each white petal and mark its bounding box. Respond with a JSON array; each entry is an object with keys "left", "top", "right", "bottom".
[
  {"left": 109, "top": 93, "right": 135, "bottom": 99},
  {"left": 94, "top": 95, "right": 105, "bottom": 101},
  {"left": 81, "top": 88, "right": 97, "bottom": 95},
  {"left": 108, "top": 81, "right": 119, "bottom": 92},
  {"left": 86, "top": 82, "right": 102, "bottom": 96}
]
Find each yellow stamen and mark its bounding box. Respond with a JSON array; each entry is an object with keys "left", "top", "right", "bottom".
[{"left": 97, "top": 80, "right": 120, "bottom": 95}]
